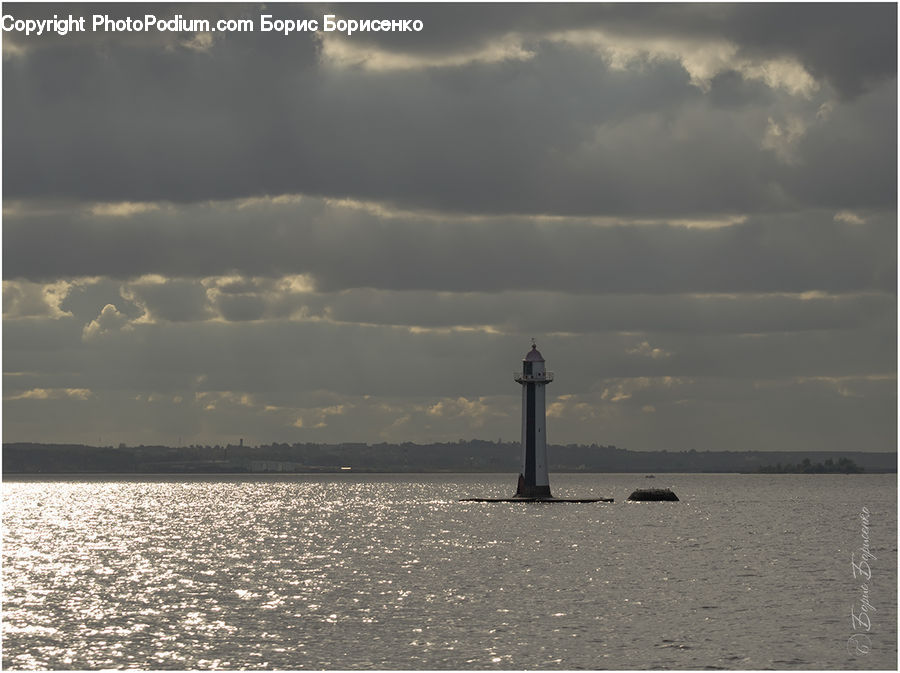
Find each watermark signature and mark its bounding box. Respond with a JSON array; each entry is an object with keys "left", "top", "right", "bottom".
[{"left": 847, "top": 506, "right": 876, "bottom": 657}]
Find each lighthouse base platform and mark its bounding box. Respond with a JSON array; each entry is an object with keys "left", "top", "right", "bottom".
[{"left": 459, "top": 496, "right": 614, "bottom": 503}]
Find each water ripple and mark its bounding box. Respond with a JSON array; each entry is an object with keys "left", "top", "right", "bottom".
[{"left": 3, "top": 473, "right": 896, "bottom": 669}]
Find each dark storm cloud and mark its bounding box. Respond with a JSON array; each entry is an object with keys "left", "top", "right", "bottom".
[
  {"left": 312, "top": 289, "right": 895, "bottom": 336},
  {"left": 122, "top": 278, "right": 214, "bottom": 322},
  {"left": 0, "top": 39, "right": 700, "bottom": 211},
  {"left": 331, "top": 3, "right": 896, "bottom": 98},
  {"left": 724, "top": 3, "right": 897, "bottom": 100},
  {"left": 597, "top": 375, "right": 897, "bottom": 453},
  {"left": 4, "top": 200, "right": 895, "bottom": 294},
  {"left": 59, "top": 279, "right": 144, "bottom": 322},
  {"left": 3, "top": 14, "right": 320, "bottom": 203},
  {"left": 7, "top": 276, "right": 892, "bottom": 336},
  {"left": 782, "top": 81, "right": 898, "bottom": 209},
  {"left": 9, "top": 3, "right": 894, "bottom": 100},
  {"left": 3, "top": 3, "right": 896, "bottom": 451},
  {"left": 3, "top": 313, "right": 894, "bottom": 400},
  {"left": 3, "top": 3, "right": 896, "bottom": 215}
]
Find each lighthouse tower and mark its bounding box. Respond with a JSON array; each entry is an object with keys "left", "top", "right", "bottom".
[
  {"left": 459, "top": 342, "right": 613, "bottom": 503},
  {"left": 514, "top": 342, "right": 554, "bottom": 498}
]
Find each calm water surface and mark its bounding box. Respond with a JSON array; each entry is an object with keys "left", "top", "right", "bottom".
[{"left": 3, "top": 473, "right": 897, "bottom": 669}]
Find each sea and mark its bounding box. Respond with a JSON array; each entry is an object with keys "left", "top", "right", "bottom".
[{"left": 2, "top": 472, "right": 897, "bottom": 670}]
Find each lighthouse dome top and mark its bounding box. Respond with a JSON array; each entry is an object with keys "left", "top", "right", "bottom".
[{"left": 524, "top": 343, "right": 545, "bottom": 362}]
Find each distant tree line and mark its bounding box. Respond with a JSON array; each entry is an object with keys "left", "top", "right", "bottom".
[
  {"left": 2, "top": 441, "right": 894, "bottom": 474},
  {"left": 758, "top": 457, "right": 863, "bottom": 474}
]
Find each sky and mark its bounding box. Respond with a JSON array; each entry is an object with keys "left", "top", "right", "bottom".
[{"left": 2, "top": 2, "right": 897, "bottom": 451}]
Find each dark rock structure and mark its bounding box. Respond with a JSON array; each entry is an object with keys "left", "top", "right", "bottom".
[{"left": 627, "top": 488, "right": 679, "bottom": 501}]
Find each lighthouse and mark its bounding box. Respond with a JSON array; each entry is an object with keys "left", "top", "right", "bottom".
[
  {"left": 459, "top": 342, "right": 613, "bottom": 503},
  {"left": 514, "top": 342, "right": 554, "bottom": 498}
]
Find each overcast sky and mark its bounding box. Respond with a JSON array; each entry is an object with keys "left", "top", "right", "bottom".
[{"left": 3, "top": 2, "right": 896, "bottom": 451}]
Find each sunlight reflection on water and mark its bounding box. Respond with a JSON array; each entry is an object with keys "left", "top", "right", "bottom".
[{"left": 3, "top": 473, "right": 896, "bottom": 669}]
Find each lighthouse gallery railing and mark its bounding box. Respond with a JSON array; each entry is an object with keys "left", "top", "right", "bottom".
[{"left": 514, "top": 372, "right": 554, "bottom": 382}]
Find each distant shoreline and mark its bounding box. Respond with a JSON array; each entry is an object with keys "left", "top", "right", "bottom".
[
  {"left": 3, "top": 470, "right": 896, "bottom": 478},
  {"left": 4, "top": 442, "right": 896, "bottom": 475}
]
